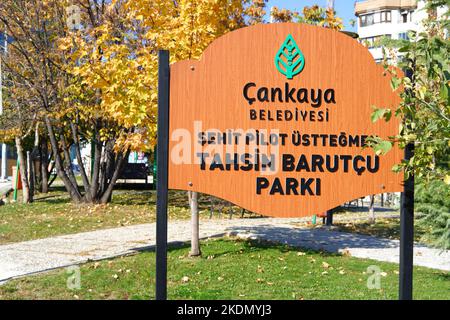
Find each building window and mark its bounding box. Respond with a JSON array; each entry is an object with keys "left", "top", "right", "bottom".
[
  {"left": 360, "top": 11, "right": 392, "bottom": 26},
  {"left": 360, "top": 13, "right": 374, "bottom": 27},
  {"left": 398, "top": 32, "right": 409, "bottom": 40},
  {"left": 380, "top": 10, "right": 391, "bottom": 23},
  {"left": 401, "top": 11, "right": 408, "bottom": 23},
  {"left": 361, "top": 35, "right": 392, "bottom": 49}
]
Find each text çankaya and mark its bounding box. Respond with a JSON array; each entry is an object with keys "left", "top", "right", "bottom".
[{"left": 243, "top": 82, "right": 336, "bottom": 107}]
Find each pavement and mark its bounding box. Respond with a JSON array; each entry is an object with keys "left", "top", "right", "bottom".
[{"left": 0, "top": 218, "right": 448, "bottom": 283}]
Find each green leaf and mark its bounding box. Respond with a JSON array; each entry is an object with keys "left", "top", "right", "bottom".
[
  {"left": 374, "top": 141, "right": 393, "bottom": 155},
  {"left": 371, "top": 108, "right": 385, "bottom": 123},
  {"left": 440, "top": 83, "right": 449, "bottom": 102},
  {"left": 398, "top": 45, "right": 411, "bottom": 53},
  {"left": 390, "top": 77, "right": 401, "bottom": 91},
  {"left": 371, "top": 108, "right": 391, "bottom": 123},
  {"left": 383, "top": 109, "right": 392, "bottom": 122}
]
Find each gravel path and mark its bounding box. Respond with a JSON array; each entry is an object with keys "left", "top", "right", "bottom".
[{"left": 0, "top": 218, "right": 448, "bottom": 283}]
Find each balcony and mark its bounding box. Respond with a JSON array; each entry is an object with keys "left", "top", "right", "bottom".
[{"left": 355, "top": 0, "right": 417, "bottom": 15}]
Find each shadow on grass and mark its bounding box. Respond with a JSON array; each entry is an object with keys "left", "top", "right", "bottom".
[
  {"left": 127, "top": 223, "right": 404, "bottom": 260},
  {"left": 239, "top": 237, "right": 340, "bottom": 257},
  {"left": 223, "top": 225, "right": 400, "bottom": 252},
  {"left": 34, "top": 196, "right": 70, "bottom": 205},
  {"left": 131, "top": 236, "right": 341, "bottom": 260},
  {"left": 110, "top": 191, "right": 228, "bottom": 213},
  {"left": 131, "top": 223, "right": 394, "bottom": 260},
  {"left": 437, "top": 273, "right": 450, "bottom": 281}
]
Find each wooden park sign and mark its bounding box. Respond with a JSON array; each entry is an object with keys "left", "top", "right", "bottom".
[
  {"left": 156, "top": 23, "right": 414, "bottom": 301},
  {"left": 167, "top": 23, "right": 402, "bottom": 217}
]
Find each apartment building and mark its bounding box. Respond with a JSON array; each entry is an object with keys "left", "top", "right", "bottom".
[{"left": 355, "top": 0, "right": 446, "bottom": 62}]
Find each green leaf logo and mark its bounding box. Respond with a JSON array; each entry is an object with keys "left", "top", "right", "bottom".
[{"left": 275, "top": 34, "right": 305, "bottom": 79}]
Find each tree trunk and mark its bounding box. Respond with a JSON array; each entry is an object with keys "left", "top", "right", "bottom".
[
  {"left": 44, "top": 116, "right": 82, "bottom": 202},
  {"left": 27, "top": 151, "right": 35, "bottom": 199},
  {"left": 189, "top": 191, "right": 201, "bottom": 257},
  {"left": 369, "top": 195, "right": 375, "bottom": 223},
  {"left": 33, "top": 126, "right": 42, "bottom": 193},
  {"left": 99, "top": 150, "right": 129, "bottom": 204},
  {"left": 90, "top": 130, "right": 102, "bottom": 200},
  {"left": 70, "top": 122, "right": 91, "bottom": 199},
  {"left": 44, "top": 116, "right": 129, "bottom": 205},
  {"left": 60, "top": 134, "right": 78, "bottom": 190},
  {"left": 15, "top": 137, "right": 31, "bottom": 203},
  {"left": 40, "top": 136, "right": 49, "bottom": 193}
]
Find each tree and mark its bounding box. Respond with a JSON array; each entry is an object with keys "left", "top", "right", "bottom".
[
  {"left": 0, "top": 0, "right": 67, "bottom": 202},
  {"left": 0, "top": 0, "right": 272, "bottom": 208},
  {"left": 59, "top": 0, "right": 274, "bottom": 206},
  {"left": 56, "top": 0, "right": 140, "bottom": 204},
  {"left": 370, "top": 0, "right": 449, "bottom": 249},
  {"left": 271, "top": 4, "right": 343, "bottom": 30}
]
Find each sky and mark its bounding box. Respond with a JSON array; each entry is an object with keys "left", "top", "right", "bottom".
[{"left": 267, "top": 0, "right": 358, "bottom": 32}]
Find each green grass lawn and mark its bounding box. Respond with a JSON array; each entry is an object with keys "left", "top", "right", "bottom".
[{"left": 0, "top": 238, "right": 448, "bottom": 300}]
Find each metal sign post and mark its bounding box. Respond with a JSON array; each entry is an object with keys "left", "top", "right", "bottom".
[
  {"left": 399, "top": 143, "right": 415, "bottom": 300},
  {"left": 399, "top": 68, "right": 415, "bottom": 300},
  {"left": 155, "top": 50, "right": 170, "bottom": 301}
]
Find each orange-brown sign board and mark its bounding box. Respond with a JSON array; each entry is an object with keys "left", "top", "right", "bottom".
[{"left": 168, "top": 23, "right": 403, "bottom": 218}]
